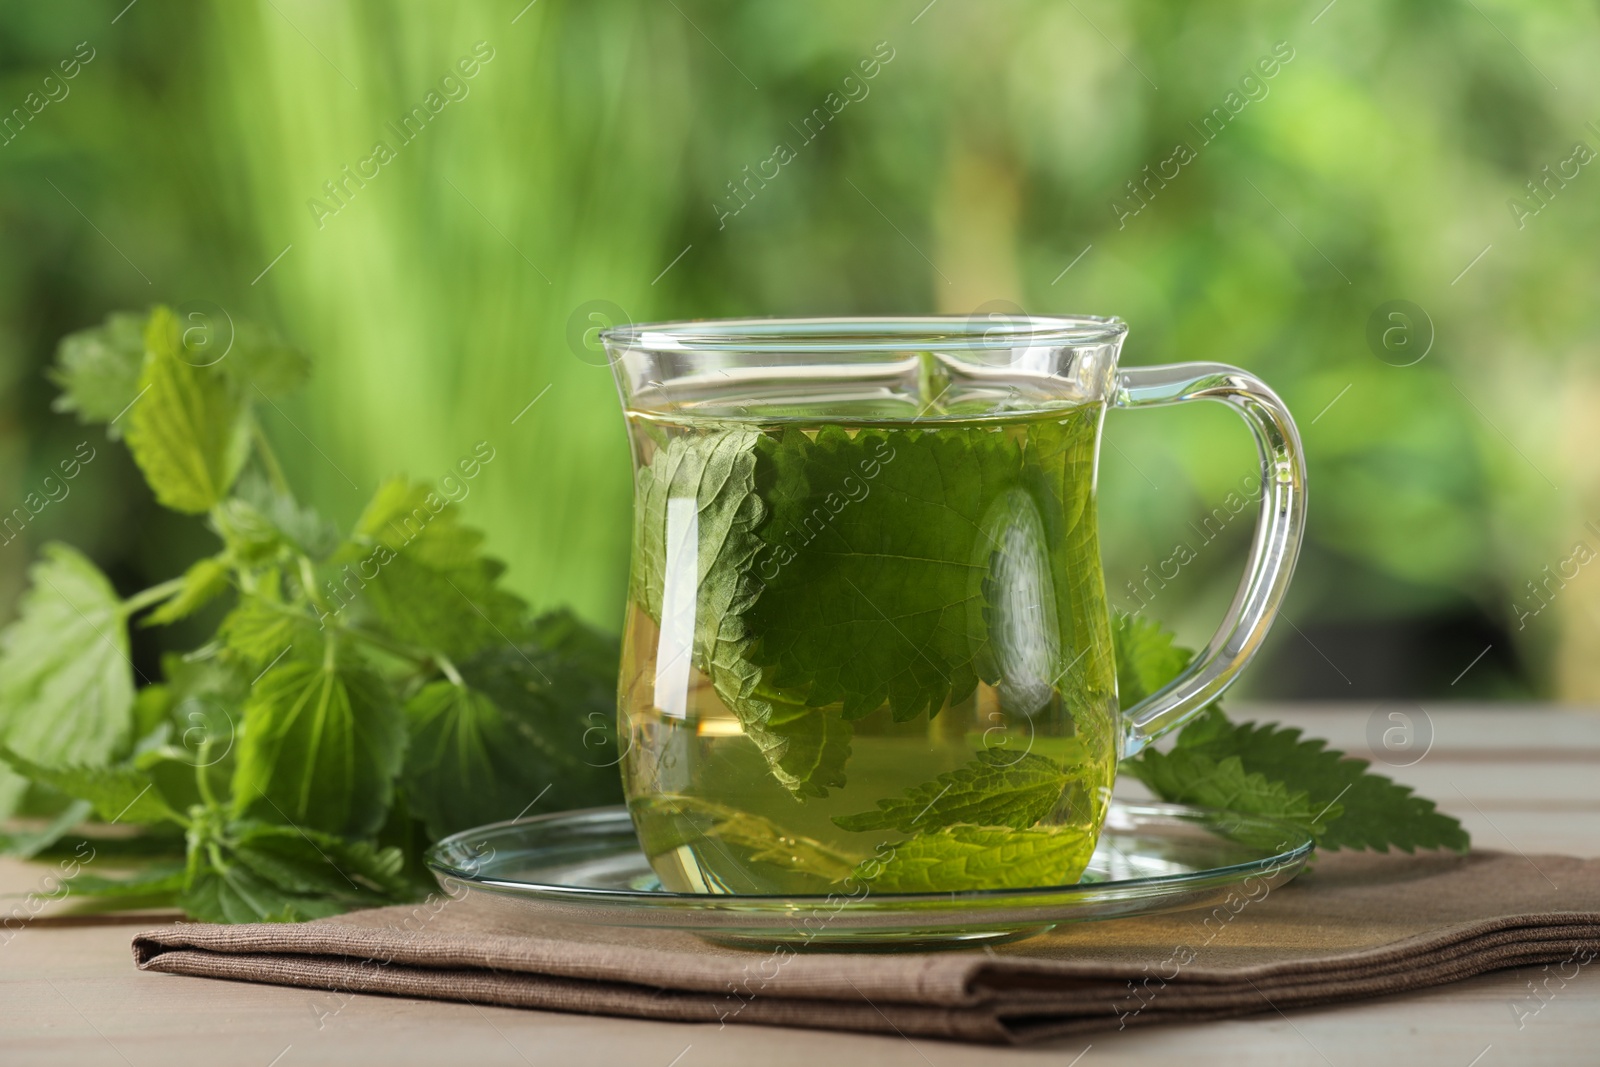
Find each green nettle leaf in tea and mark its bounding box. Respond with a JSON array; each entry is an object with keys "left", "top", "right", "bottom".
[
  {"left": 629, "top": 794, "right": 860, "bottom": 892},
  {"left": 832, "top": 751, "right": 1078, "bottom": 833},
  {"left": 748, "top": 425, "right": 1023, "bottom": 721},
  {"left": 621, "top": 409, "right": 1124, "bottom": 894},
  {"left": 0, "top": 305, "right": 1468, "bottom": 923},
  {"left": 859, "top": 823, "right": 1099, "bottom": 893}
]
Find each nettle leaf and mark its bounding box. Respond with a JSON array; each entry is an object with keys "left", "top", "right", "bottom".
[
  {"left": 0, "top": 747, "right": 180, "bottom": 826},
  {"left": 1112, "top": 611, "right": 1192, "bottom": 707},
  {"left": 155, "top": 650, "right": 252, "bottom": 720},
  {"left": 216, "top": 473, "right": 341, "bottom": 563},
  {"left": 1021, "top": 413, "right": 1117, "bottom": 739},
  {"left": 524, "top": 607, "right": 620, "bottom": 694},
  {"left": 1180, "top": 716, "right": 1469, "bottom": 853},
  {"left": 179, "top": 816, "right": 416, "bottom": 924},
  {"left": 219, "top": 592, "right": 317, "bottom": 668},
  {"left": 744, "top": 414, "right": 1111, "bottom": 725},
  {"left": 860, "top": 824, "right": 1097, "bottom": 892},
  {"left": 428, "top": 611, "right": 627, "bottom": 829},
  {"left": 755, "top": 701, "right": 853, "bottom": 798},
  {"left": 629, "top": 794, "right": 860, "bottom": 885},
  {"left": 50, "top": 310, "right": 310, "bottom": 441},
  {"left": 1123, "top": 746, "right": 1335, "bottom": 846},
  {"left": 1331, "top": 773, "right": 1470, "bottom": 852},
  {"left": 354, "top": 478, "right": 485, "bottom": 567},
  {"left": 135, "top": 746, "right": 214, "bottom": 819},
  {"left": 1116, "top": 617, "right": 1470, "bottom": 854},
  {"left": 746, "top": 425, "right": 1020, "bottom": 721},
  {"left": 123, "top": 306, "right": 252, "bottom": 514},
  {"left": 228, "top": 822, "right": 411, "bottom": 899},
  {"left": 345, "top": 479, "right": 527, "bottom": 660},
  {"left": 631, "top": 431, "right": 767, "bottom": 632},
  {"left": 360, "top": 555, "right": 525, "bottom": 659},
  {"left": 218, "top": 321, "right": 311, "bottom": 399},
  {"left": 1171, "top": 703, "right": 1235, "bottom": 750},
  {"left": 400, "top": 684, "right": 563, "bottom": 844},
  {"left": 183, "top": 860, "right": 342, "bottom": 924},
  {"left": 705, "top": 807, "right": 859, "bottom": 883},
  {"left": 630, "top": 431, "right": 850, "bottom": 797},
  {"left": 0, "top": 800, "right": 92, "bottom": 858},
  {"left": 0, "top": 544, "right": 135, "bottom": 816},
  {"left": 402, "top": 683, "right": 514, "bottom": 839},
  {"left": 834, "top": 751, "right": 1074, "bottom": 833},
  {"left": 144, "top": 556, "right": 232, "bottom": 626},
  {"left": 49, "top": 310, "right": 147, "bottom": 436},
  {"left": 70, "top": 863, "right": 186, "bottom": 903},
  {"left": 231, "top": 655, "right": 405, "bottom": 837},
  {"left": 133, "top": 682, "right": 176, "bottom": 740}
]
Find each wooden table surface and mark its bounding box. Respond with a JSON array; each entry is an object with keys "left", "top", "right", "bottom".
[{"left": 3, "top": 704, "right": 1598, "bottom": 1066}]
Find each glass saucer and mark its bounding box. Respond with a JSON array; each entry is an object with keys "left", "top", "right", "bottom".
[{"left": 426, "top": 801, "right": 1312, "bottom": 950}]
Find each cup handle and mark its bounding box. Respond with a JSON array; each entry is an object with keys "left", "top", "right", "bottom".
[{"left": 1112, "top": 363, "right": 1307, "bottom": 756}]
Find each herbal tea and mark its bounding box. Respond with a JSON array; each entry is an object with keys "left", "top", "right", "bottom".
[{"left": 619, "top": 403, "right": 1119, "bottom": 895}]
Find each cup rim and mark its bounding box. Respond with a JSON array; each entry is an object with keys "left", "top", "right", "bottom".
[{"left": 601, "top": 314, "right": 1127, "bottom": 353}]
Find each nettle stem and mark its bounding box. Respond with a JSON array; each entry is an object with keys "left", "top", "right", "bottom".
[
  {"left": 337, "top": 624, "right": 433, "bottom": 669},
  {"left": 296, "top": 555, "right": 333, "bottom": 616},
  {"left": 194, "top": 745, "right": 219, "bottom": 810},
  {"left": 252, "top": 419, "right": 293, "bottom": 497},
  {"left": 436, "top": 653, "right": 464, "bottom": 687},
  {"left": 121, "top": 576, "right": 188, "bottom": 615}
]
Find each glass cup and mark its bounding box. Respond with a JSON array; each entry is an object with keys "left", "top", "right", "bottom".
[{"left": 603, "top": 316, "right": 1305, "bottom": 896}]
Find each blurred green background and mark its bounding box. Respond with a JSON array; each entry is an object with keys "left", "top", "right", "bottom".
[{"left": 2, "top": 1, "right": 1596, "bottom": 702}]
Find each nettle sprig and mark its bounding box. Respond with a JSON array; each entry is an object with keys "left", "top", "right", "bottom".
[
  {"left": 1114, "top": 615, "right": 1469, "bottom": 853},
  {"left": 0, "top": 306, "right": 622, "bottom": 921}
]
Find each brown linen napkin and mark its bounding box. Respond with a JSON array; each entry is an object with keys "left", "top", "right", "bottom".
[{"left": 132, "top": 849, "right": 1600, "bottom": 1045}]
